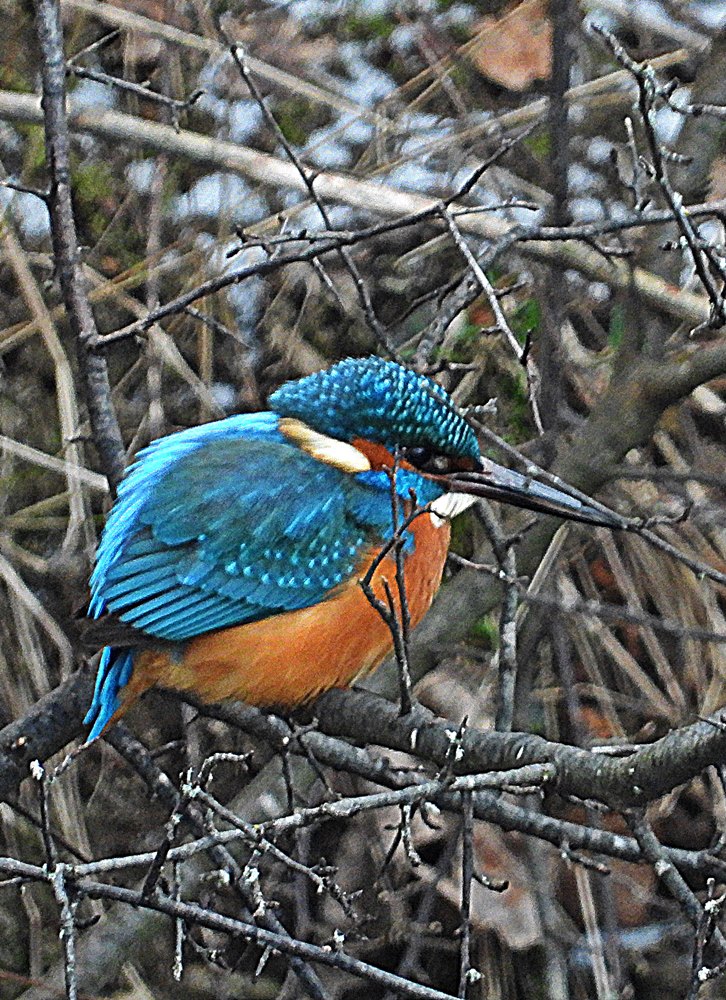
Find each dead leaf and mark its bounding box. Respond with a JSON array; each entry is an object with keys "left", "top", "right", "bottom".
[{"left": 469, "top": 0, "right": 552, "bottom": 92}]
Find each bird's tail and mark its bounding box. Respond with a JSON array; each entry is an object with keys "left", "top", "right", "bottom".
[
  {"left": 84, "top": 647, "right": 170, "bottom": 741},
  {"left": 84, "top": 647, "right": 135, "bottom": 741}
]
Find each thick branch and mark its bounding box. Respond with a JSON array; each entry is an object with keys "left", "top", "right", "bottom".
[
  {"left": 311, "top": 689, "right": 726, "bottom": 810},
  {"left": 0, "top": 666, "right": 94, "bottom": 801},
  {"left": 4, "top": 668, "right": 726, "bottom": 813}
]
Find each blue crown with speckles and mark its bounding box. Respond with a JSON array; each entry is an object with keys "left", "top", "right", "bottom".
[{"left": 269, "top": 357, "right": 480, "bottom": 460}]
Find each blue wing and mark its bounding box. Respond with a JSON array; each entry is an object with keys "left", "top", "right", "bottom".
[{"left": 89, "top": 413, "right": 379, "bottom": 643}]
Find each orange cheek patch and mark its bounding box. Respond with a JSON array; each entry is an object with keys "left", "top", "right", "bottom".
[
  {"left": 350, "top": 438, "right": 395, "bottom": 470},
  {"left": 350, "top": 438, "right": 421, "bottom": 475}
]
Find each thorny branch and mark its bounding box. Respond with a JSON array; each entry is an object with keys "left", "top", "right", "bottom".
[
  {"left": 0, "top": 857, "right": 458, "bottom": 1000},
  {"left": 106, "top": 725, "right": 329, "bottom": 999}
]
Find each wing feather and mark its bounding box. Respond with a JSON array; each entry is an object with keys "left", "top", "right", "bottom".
[{"left": 89, "top": 415, "right": 379, "bottom": 645}]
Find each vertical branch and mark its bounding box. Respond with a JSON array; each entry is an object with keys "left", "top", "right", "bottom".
[
  {"left": 52, "top": 865, "right": 79, "bottom": 1000},
  {"left": 388, "top": 457, "right": 413, "bottom": 715},
  {"left": 34, "top": 0, "right": 126, "bottom": 491},
  {"left": 548, "top": 0, "right": 573, "bottom": 226},
  {"left": 495, "top": 542, "right": 519, "bottom": 733},
  {"left": 573, "top": 864, "right": 613, "bottom": 998},
  {"left": 476, "top": 504, "right": 519, "bottom": 733},
  {"left": 33, "top": 758, "right": 79, "bottom": 999},
  {"left": 171, "top": 860, "right": 185, "bottom": 982},
  {"left": 359, "top": 469, "right": 428, "bottom": 716},
  {"left": 457, "top": 791, "right": 474, "bottom": 998},
  {"left": 31, "top": 759, "right": 56, "bottom": 868}
]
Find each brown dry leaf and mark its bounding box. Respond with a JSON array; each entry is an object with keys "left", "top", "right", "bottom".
[{"left": 470, "top": 0, "right": 552, "bottom": 92}]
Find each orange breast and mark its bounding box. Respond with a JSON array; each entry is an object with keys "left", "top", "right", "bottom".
[{"left": 127, "top": 512, "right": 451, "bottom": 710}]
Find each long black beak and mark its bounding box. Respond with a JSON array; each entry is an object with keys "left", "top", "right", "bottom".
[{"left": 444, "top": 458, "right": 626, "bottom": 529}]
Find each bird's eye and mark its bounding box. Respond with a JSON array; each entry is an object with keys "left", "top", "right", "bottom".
[{"left": 404, "top": 446, "right": 432, "bottom": 468}]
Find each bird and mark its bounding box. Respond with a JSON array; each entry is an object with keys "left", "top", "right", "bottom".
[{"left": 83, "top": 356, "right": 621, "bottom": 740}]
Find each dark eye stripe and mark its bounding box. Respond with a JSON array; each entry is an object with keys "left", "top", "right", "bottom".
[
  {"left": 400, "top": 447, "right": 456, "bottom": 475},
  {"left": 399, "top": 448, "right": 480, "bottom": 476}
]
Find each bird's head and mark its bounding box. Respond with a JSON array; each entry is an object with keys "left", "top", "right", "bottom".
[
  {"left": 270, "top": 357, "right": 623, "bottom": 529},
  {"left": 270, "top": 355, "right": 479, "bottom": 469}
]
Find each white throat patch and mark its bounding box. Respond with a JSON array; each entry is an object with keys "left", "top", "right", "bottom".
[{"left": 429, "top": 491, "right": 478, "bottom": 526}]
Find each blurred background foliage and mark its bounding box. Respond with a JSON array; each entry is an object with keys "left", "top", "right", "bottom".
[{"left": 2, "top": 0, "right": 726, "bottom": 997}]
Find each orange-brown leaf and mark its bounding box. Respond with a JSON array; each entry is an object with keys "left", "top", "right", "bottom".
[{"left": 469, "top": 0, "right": 552, "bottom": 92}]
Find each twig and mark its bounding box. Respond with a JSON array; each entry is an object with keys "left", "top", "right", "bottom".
[
  {"left": 0, "top": 434, "right": 108, "bottom": 492},
  {"left": 633, "top": 526, "right": 726, "bottom": 589},
  {"left": 692, "top": 882, "right": 726, "bottom": 995},
  {"left": 359, "top": 477, "right": 432, "bottom": 715},
  {"left": 0, "top": 854, "right": 458, "bottom": 1000},
  {"left": 474, "top": 503, "right": 521, "bottom": 734},
  {"left": 79, "top": 880, "right": 458, "bottom": 1000},
  {"left": 628, "top": 809, "right": 726, "bottom": 991},
  {"left": 0, "top": 178, "right": 48, "bottom": 200},
  {"left": 413, "top": 227, "right": 525, "bottom": 368},
  {"left": 390, "top": 464, "right": 413, "bottom": 715},
  {"left": 592, "top": 25, "right": 726, "bottom": 328},
  {"left": 226, "top": 42, "right": 396, "bottom": 358},
  {"left": 469, "top": 416, "right": 726, "bottom": 588},
  {"left": 67, "top": 27, "right": 120, "bottom": 62},
  {"left": 438, "top": 205, "right": 544, "bottom": 432},
  {"left": 193, "top": 786, "right": 355, "bottom": 915},
  {"left": 449, "top": 550, "right": 726, "bottom": 645},
  {"left": 0, "top": 90, "right": 711, "bottom": 337},
  {"left": 66, "top": 62, "right": 202, "bottom": 130}
]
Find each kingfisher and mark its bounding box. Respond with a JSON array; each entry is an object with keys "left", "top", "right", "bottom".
[{"left": 84, "top": 356, "right": 620, "bottom": 740}]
